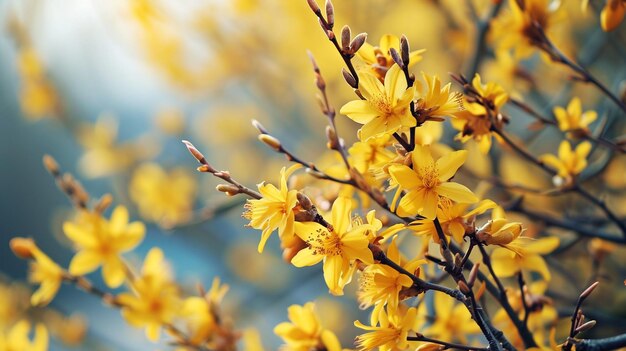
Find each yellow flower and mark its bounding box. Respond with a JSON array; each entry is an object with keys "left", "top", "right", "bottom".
[
  {"left": 63, "top": 206, "right": 145, "bottom": 288},
  {"left": 414, "top": 73, "right": 462, "bottom": 121},
  {"left": 357, "top": 34, "right": 425, "bottom": 80},
  {"left": 410, "top": 199, "right": 496, "bottom": 244},
  {"left": 243, "top": 164, "right": 301, "bottom": 253},
  {"left": 180, "top": 278, "right": 229, "bottom": 346},
  {"left": 291, "top": 197, "right": 375, "bottom": 295},
  {"left": 358, "top": 237, "right": 423, "bottom": 312},
  {"left": 476, "top": 208, "right": 525, "bottom": 249},
  {"left": 130, "top": 163, "right": 197, "bottom": 225},
  {"left": 10, "top": 237, "right": 64, "bottom": 307},
  {"left": 601, "top": 0, "right": 626, "bottom": 31},
  {"left": 118, "top": 248, "right": 182, "bottom": 342},
  {"left": 349, "top": 134, "right": 396, "bottom": 174},
  {"left": 424, "top": 293, "right": 480, "bottom": 344},
  {"left": 540, "top": 140, "right": 592, "bottom": 179},
  {"left": 0, "top": 320, "right": 48, "bottom": 351},
  {"left": 274, "top": 302, "right": 341, "bottom": 351},
  {"left": 388, "top": 145, "right": 478, "bottom": 219},
  {"left": 554, "top": 97, "right": 597, "bottom": 137},
  {"left": 491, "top": 236, "right": 560, "bottom": 281},
  {"left": 452, "top": 75, "right": 508, "bottom": 154},
  {"left": 16, "top": 48, "right": 60, "bottom": 120},
  {"left": 493, "top": 0, "right": 560, "bottom": 58},
  {"left": 354, "top": 306, "right": 418, "bottom": 351},
  {"left": 340, "top": 64, "right": 416, "bottom": 141}
]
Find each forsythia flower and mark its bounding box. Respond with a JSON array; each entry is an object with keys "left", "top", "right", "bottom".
[
  {"left": 476, "top": 208, "right": 525, "bottom": 250},
  {"left": 494, "top": 0, "right": 560, "bottom": 58},
  {"left": 16, "top": 48, "right": 60, "bottom": 120},
  {"left": 601, "top": 0, "right": 626, "bottom": 31},
  {"left": 492, "top": 236, "right": 560, "bottom": 281},
  {"left": 243, "top": 164, "right": 301, "bottom": 253},
  {"left": 452, "top": 74, "right": 508, "bottom": 154},
  {"left": 354, "top": 306, "right": 418, "bottom": 351},
  {"left": 540, "top": 140, "right": 592, "bottom": 179},
  {"left": 274, "top": 302, "right": 342, "bottom": 351},
  {"left": 63, "top": 206, "right": 145, "bottom": 288},
  {"left": 357, "top": 237, "right": 423, "bottom": 312},
  {"left": 0, "top": 320, "right": 48, "bottom": 351},
  {"left": 180, "top": 277, "right": 229, "bottom": 346},
  {"left": 357, "top": 34, "right": 425, "bottom": 80},
  {"left": 414, "top": 73, "right": 462, "bottom": 121},
  {"left": 409, "top": 199, "right": 496, "bottom": 244},
  {"left": 554, "top": 97, "right": 597, "bottom": 137},
  {"left": 424, "top": 293, "right": 480, "bottom": 344},
  {"left": 340, "top": 64, "right": 416, "bottom": 141},
  {"left": 118, "top": 248, "right": 182, "bottom": 341},
  {"left": 130, "top": 162, "right": 197, "bottom": 225},
  {"left": 10, "top": 237, "right": 64, "bottom": 307},
  {"left": 291, "top": 197, "right": 374, "bottom": 295},
  {"left": 388, "top": 145, "right": 478, "bottom": 219}
]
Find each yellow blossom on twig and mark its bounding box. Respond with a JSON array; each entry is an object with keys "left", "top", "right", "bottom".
[
  {"left": 63, "top": 206, "right": 145, "bottom": 288},
  {"left": 291, "top": 197, "right": 374, "bottom": 295},
  {"left": 388, "top": 145, "right": 478, "bottom": 219},
  {"left": 340, "top": 64, "right": 416, "bottom": 141},
  {"left": 274, "top": 302, "right": 341, "bottom": 351}
]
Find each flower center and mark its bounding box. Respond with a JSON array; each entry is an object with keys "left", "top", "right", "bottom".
[
  {"left": 420, "top": 163, "right": 439, "bottom": 189},
  {"left": 305, "top": 227, "right": 343, "bottom": 256}
]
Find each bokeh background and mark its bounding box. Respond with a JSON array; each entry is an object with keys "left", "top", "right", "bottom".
[{"left": 1, "top": 0, "right": 626, "bottom": 350}]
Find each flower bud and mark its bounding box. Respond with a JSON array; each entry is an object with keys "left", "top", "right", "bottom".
[
  {"left": 10, "top": 237, "right": 36, "bottom": 259},
  {"left": 258, "top": 134, "right": 282, "bottom": 151}
]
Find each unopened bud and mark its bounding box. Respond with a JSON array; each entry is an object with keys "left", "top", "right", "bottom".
[
  {"left": 326, "top": 126, "right": 339, "bottom": 150},
  {"left": 307, "top": 50, "right": 319, "bottom": 73},
  {"left": 43, "top": 155, "right": 60, "bottom": 176},
  {"left": 258, "top": 134, "right": 282, "bottom": 151},
  {"left": 400, "top": 35, "right": 410, "bottom": 66},
  {"left": 468, "top": 262, "right": 480, "bottom": 287},
  {"left": 340, "top": 25, "right": 351, "bottom": 52},
  {"left": 315, "top": 72, "right": 325, "bottom": 90},
  {"left": 251, "top": 119, "right": 269, "bottom": 134},
  {"left": 575, "top": 320, "right": 596, "bottom": 334},
  {"left": 94, "top": 193, "right": 113, "bottom": 213},
  {"left": 580, "top": 281, "right": 600, "bottom": 300},
  {"left": 296, "top": 192, "right": 313, "bottom": 210},
  {"left": 307, "top": 0, "right": 320, "bottom": 13},
  {"left": 10, "top": 237, "right": 36, "bottom": 259},
  {"left": 389, "top": 47, "right": 404, "bottom": 68},
  {"left": 182, "top": 140, "right": 206, "bottom": 164},
  {"left": 197, "top": 165, "right": 212, "bottom": 173},
  {"left": 342, "top": 68, "right": 358, "bottom": 88},
  {"left": 325, "top": 0, "right": 334, "bottom": 28},
  {"left": 458, "top": 280, "right": 471, "bottom": 294},
  {"left": 216, "top": 184, "right": 240, "bottom": 196},
  {"left": 349, "top": 33, "right": 368, "bottom": 53}
]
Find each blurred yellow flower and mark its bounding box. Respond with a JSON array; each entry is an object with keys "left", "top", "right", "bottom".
[
  {"left": 540, "top": 140, "right": 592, "bottom": 179},
  {"left": 494, "top": 0, "right": 560, "bottom": 58},
  {"left": 63, "top": 206, "right": 145, "bottom": 288},
  {"left": 130, "top": 163, "right": 197, "bottom": 225},
  {"left": 43, "top": 312, "right": 87, "bottom": 346},
  {"left": 424, "top": 293, "right": 479, "bottom": 344},
  {"left": 354, "top": 305, "right": 418, "bottom": 351},
  {"left": 388, "top": 145, "right": 477, "bottom": 219},
  {"left": 291, "top": 197, "right": 374, "bottom": 295},
  {"left": 492, "top": 236, "right": 560, "bottom": 281},
  {"left": 357, "top": 34, "right": 425, "bottom": 79},
  {"left": 10, "top": 237, "right": 64, "bottom": 307},
  {"left": 243, "top": 164, "right": 301, "bottom": 253},
  {"left": 554, "top": 97, "right": 597, "bottom": 137},
  {"left": 180, "top": 278, "right": 229, "bottom": 346},
  {"left": 0, "top": 320, "right": 48, "bottom": 351},
  {"left": 77, "top": 114, "right": 157, "bottom": 178},
  {"left": 601, "top": 0, "right": 626, "bottom": 31},
  {"left": 118, "top": 248, "right": 181, "bottom": 342},
  {"left": 16, "top": 48, "right": 60, "bottom": 120},
  {"left": 274, "top": 302, "right": 341, "bottom": 351},
  {"left": 340, "top": 64, "right": 416, "bottom": 141}
]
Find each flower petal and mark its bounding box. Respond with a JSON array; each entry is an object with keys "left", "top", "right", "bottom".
[
  {"left": 437, "top": 182, "right": 478, "bottom": 203},
  {"left": 436, "top": 150, "right": 467, "bottom": 181}
]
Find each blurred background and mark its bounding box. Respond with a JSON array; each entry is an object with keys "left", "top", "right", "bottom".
[{"left": 1, "top": 0, "right": 625, "bottom": 350}]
